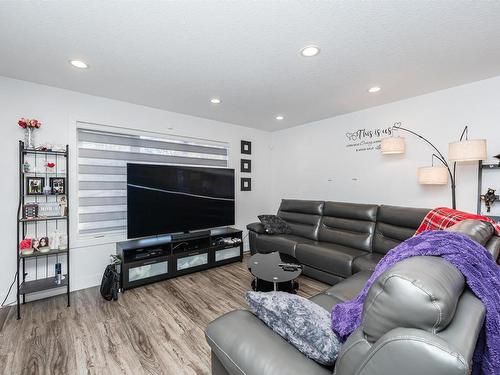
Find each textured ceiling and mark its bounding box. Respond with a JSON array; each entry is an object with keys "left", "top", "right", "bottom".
[{"left": 1, "top": 1, "right": 500, "bottom": 131}]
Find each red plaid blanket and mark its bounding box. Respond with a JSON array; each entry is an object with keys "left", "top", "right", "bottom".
[{"left": 416, "top": 207, "right": 500, "bottom": 236}]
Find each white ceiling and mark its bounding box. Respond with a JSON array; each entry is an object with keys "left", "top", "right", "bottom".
[{"left": 1, "top": 1, "right": 500, "bottom": 131}]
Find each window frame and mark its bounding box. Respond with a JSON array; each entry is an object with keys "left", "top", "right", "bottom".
[{"left": 69, "top": 119, "right": 230, "bottom": 249}]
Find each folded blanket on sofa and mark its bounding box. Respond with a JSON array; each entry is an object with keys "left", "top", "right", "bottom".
[
  {"left": 416, "top": 206, "right": 500, "bottom": 235},
  {"left": 331, "top": 230, "right": 500, "bottom": 375}
]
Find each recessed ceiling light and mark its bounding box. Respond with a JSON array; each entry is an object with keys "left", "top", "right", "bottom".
[
  {"left": 69, "top": 60, "right": 88, "bottom": 69},
  {"left": 368, "top": 86, "right": 381, "bottom": 93},
  {"left": 275, "top": 115, "right": 285, "bottom": 120},
  {"left": 300, "top": 45, "right": 320, "bottom": 57},
  {"left": 210, "top": 98, "right": 221, "bottom": 104}
]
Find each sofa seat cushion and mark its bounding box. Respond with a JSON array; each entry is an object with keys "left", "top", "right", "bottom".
[
  {"left": 302, "top": 265, "right": 345, "bottom": 286},
  {"left": 309, "top": 293, "right": 344, "bottom": 312},
  {"left": 295, "top": 242, "right": 367, "bottom": 278},
  {"left": 325, "top": 270, "right": 372, "bottom": 302},
  {"left": 205, "top": 310, "right": 332, "bottom": 375},
  {"left": 352, "top": 253, "right": 383, "bottom": 273},
  {"left": 255, "top": 234, "right": 316, "bottom": 257}
]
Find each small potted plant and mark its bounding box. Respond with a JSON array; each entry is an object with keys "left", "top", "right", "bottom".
[{"left": 18, "top": 118, "right": 42, "bottom": 149}]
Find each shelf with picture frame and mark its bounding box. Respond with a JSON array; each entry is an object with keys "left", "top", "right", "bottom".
[
  {"left": 477, "top": 161, "right": 500, "bottom": 223},
  {"left": 16, "top": 140, "right": 70, "bottom": 320},
  {"left": 25, "top": 175, "right": 66, "bottom": 196}
]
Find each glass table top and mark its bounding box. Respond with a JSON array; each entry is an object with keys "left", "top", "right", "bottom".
[{"left": 247, "top": 252, "right": 302, "bottom": 283}]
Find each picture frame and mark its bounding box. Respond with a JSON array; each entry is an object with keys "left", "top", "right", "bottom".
[
  {"left": 23, "top": 203, "right": 39, "bottom": 219},
  {"left": 240, "top": 159, "right": 252, "bottom": 173},
  {"left": 241, "top": 177, "right": 251, "bottom": 191},
  {"left": 49, "top": 177, "right": 66, "bottom": 195},
  {"left": 58, "top": 195, "right": 68, "bottom": 216},
  {"left": 32, "top": 238, "right": 40, "bottom": 251},
  {"left": 26, "top": 177, "right": 45, "bottom": 195},
  {"left": 38, "top": 236, "right": 50, "bottom": 252},
  {"left": 241, "top": 140, "right": 252, "bottom": 155}
]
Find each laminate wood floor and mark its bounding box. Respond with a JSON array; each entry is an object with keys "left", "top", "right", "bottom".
[{"left": 0, "top": 255, "right": 328, "bottom": 375}]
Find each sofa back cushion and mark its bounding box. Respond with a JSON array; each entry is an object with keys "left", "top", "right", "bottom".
[
  {"left": 445, "top": 219, "right": 499, "bottom": 260},
  {"left": 277, "top": 199, "right": 324, "bottom": 240},
  {"left": 373, "top": 205, "right": 429, "bottom": 254},
  {"left": 445, "top": 219, "right": 494, "bottom": 246},
  {"left": 318, "top": 202, "right": 378, "bottom": 252},
  {"left": 485, "top": 235, "right": 500, "bottom": 261}
]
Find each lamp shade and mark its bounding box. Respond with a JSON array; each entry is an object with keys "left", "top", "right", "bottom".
[
  {"left": 381, "top": 136, "right": 405, "bottom": 154},
  {"left": 448, "top": 139, "right": 487, "bottom": 162},
  {"left": 417, "top": 166, "right": 448, "bottom": 185}
]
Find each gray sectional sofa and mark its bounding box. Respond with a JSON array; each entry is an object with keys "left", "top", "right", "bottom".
[
  {"left": 247, "top": 200, "right": 430, "bottom": 284},
  {"left": 205, "top": 200, "right": 500, "bottom": 375}
]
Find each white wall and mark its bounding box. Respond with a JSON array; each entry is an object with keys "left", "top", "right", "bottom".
[
  {"left": 2, "top": 74, "right": 500, "bottom": 306},
  {"left": 269, "top": 76, "right": 500, "bottom": 214},
  {"left": 0, "top": 76, "right": 273, "bottom": 304}
]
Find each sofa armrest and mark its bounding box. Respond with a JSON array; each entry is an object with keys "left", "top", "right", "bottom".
[
  {"left": 205, "top": 310, "right": 331, "bottom": 375},
  {"left": 353, "top": 328, "right": 468, "bottom": 375},
  {"left": 247, "top": 222, "right": 266, "bottom": 234}
]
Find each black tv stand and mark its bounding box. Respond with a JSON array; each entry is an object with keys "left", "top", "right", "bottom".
[{"left": 116, "top": 227, "right": 243, "bottom": 291}]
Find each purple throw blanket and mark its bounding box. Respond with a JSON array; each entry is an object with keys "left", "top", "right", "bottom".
[{"left": 331, "top": 230, "right": 500, "bottom": 375}]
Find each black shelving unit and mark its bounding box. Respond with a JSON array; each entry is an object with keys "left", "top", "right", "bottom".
[
  {"left": 16, "top": 141, "right": 70, "bottom": 319},
  {"left": 477, "top": 161, "right": 500, "bottom": 222}
]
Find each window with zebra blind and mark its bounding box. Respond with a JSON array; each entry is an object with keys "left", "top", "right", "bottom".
[{"left": 77, "top": 126, "right": 229, "bottom": 237}]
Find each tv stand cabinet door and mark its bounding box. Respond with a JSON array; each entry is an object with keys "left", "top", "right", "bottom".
[
  {"left": 213, "top": 246, "right": 242, "bottom": 265},
  {"left": 174, "top": 250, "right": 210, "bottom": 275},
  {"left": 122, "top": 256, "right": 170, "bottom": 290}
]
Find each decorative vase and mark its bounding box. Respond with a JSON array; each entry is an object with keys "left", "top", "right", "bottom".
[
  {"left": 49, "top": 230, "right": 61, "bottom": 250},
  {"left": 24, "top": 127, "right": 35, "bottom": 149},
  {"left": 59, "top": 233, "right": 68, "bottom": 250}
]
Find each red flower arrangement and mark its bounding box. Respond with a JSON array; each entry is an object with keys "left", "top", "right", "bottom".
[
  {"left": 18, "top": 118, "right": 42, "bottom": 129},
  {"left": 46, "top": 162, "right": 55, "bottom": 168},
  {"left": 20, "top": 238, "right": 33, "bottom": 250}
]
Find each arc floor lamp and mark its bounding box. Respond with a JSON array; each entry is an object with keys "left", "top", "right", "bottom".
[{"left": 380, "top": 122, "right": 487, "bottom": 209}]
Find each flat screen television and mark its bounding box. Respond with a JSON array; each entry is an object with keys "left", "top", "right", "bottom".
[{"left": 127, "top": 163, "right": 235, "bottom": 239}]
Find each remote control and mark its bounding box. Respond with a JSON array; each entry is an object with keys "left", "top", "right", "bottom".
[
  {"left": 281, "top": 266, "right": 299, "bottom": 272},
  {"left": 278, "top": 263, "right": 302, "bottom": 269}
]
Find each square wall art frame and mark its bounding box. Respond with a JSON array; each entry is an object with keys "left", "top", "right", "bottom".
[
  {"left": 241, "top": 177, "right": 251, "bottom": 191},
  {"left": 240, "top": 159, "right": 251, "bottom": 173},
  {"left": 241, "top": 140, "right": 252, "bottom": 155}
]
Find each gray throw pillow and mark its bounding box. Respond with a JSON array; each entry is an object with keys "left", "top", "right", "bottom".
[
  {"left": 245, "top": 291, "right": 341, "bottom": 366},
  {"left": 258, "top": 215, "right": 292, "bottom": 234}
]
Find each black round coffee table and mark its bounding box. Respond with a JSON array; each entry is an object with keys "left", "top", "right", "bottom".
[{"left": 247, "top": 252, "right": 302, "bottom": 293}]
